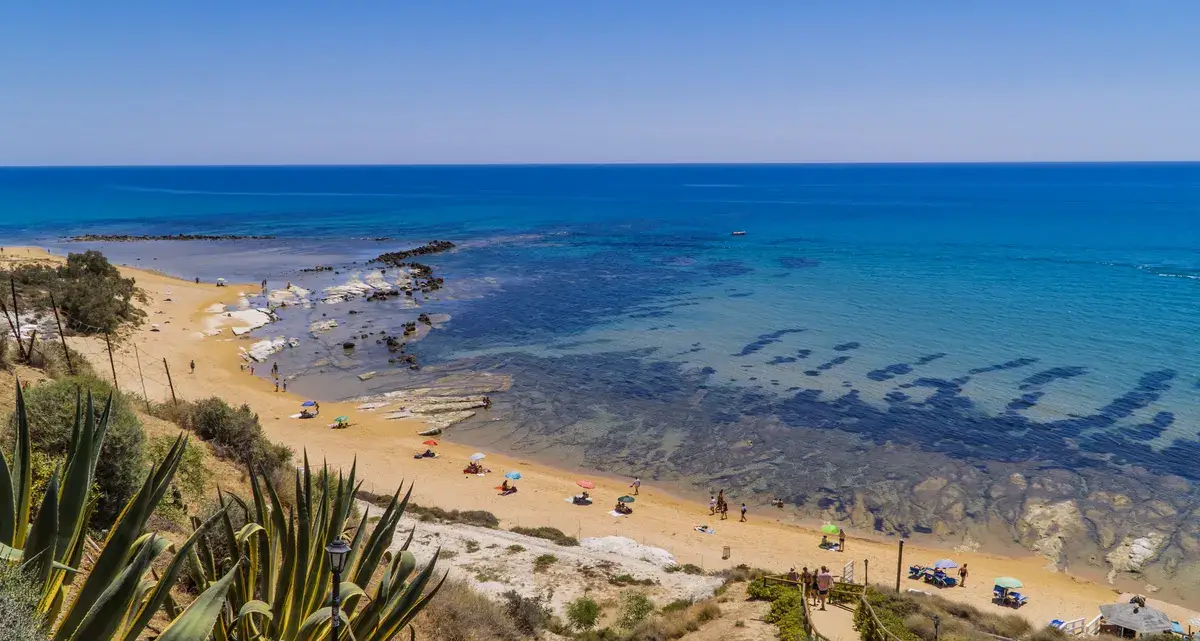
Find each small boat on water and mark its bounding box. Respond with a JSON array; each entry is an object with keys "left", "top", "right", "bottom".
[{"left": 731, "top": 231, "right": 746, "bottom": 236}]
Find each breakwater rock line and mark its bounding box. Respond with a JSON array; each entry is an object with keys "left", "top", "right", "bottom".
[
  {"left": 368, "top": 240, "right": 456, "bottom": 266},
  {"left": 64, "top": 233, "right": 276, "bottom": 242}
]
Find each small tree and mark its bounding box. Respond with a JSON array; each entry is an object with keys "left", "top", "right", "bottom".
[
  {"left": 566, "top": 596, "right": 601, "bottom": 631},
  {"left": 618, "top": 592, "right": 655, "bottom": 629}
]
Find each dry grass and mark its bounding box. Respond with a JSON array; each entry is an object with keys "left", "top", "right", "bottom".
[
  {"left": 624, "top": 601, "right": 722, "bottom": 641},
  {"left": 412, "top": 579, "right": 525, "bottom": 641}
]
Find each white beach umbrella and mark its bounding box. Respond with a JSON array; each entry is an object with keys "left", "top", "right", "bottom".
[{"left": 469, "top": 452, "right": 486, "bottom": 462}]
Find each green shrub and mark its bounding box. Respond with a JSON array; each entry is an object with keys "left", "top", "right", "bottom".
[
  {"left": 3, "top": 250, "right": 146, "bottom": 335},
  {"left": 664, "top": 562, "right": 705, "bottom": 575},
  {"left": 152, "top": 397, "right": 291, "bottom": 481},
  {"left": 148, "top": 433, "right": 209, "bottom": 508},
  {"left": 501, "top": 590, "right": 552, "bottom": 635},
  {"left": 610, "top": 573, "right": 657, "bottom": 587},
  {"left": 510, "top": 525, "right": 579, "bottom": 546},
  {"left": 507, "top": 544, "right": 525, "bottom": 554},
  {"left": 566, "top": 596, "right": 601, "bottom": 631},
  {"left": 533, "top": 553, "right": 558, "bottom": 573},
  {"left": 0, "top": 562, "right": 49, "bottom": 641},
  {"left": 8, "top": 376, "right": 145, "bottom": 528},
  {"left": 618, "top": 592, "right": 655, "bottom": 629}
]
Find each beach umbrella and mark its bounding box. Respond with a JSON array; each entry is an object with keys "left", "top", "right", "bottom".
[
  {"left": 993, "top": 577, "right": 1023, "bottom": 589},
  {"left": 422, "top": 439, "right": 439, "bottom": 446},
  {"left": 820, "top": 524, "right": 840, "bottom": 535},
  {"left": 301, "top": 400, "right": 317, "bottom": 407},
  {"left": 934, "top": 559, "right": 958, "bottom": 569},
  {"left": 334, "top": 415, "right": 349, "bottom": 423},
  {"left": 618, "top": 495, "right": 636, "bottom": 503},
  {"left": 577, "top": 480, "right": 595, "bottom": 489},
  {"left": 469, "top": 452, "right": 486, "bottom": 462},
  {"left": 505, "top": 471, "right": 522, "bottom": 480},
  {"left": 216, "top": 278, "right": 226, "bottom": 283}
]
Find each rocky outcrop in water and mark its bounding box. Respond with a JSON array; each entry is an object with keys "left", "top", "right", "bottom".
[
  {"left": 369, "top": 240, "right": 455, "bottom": 265},
  {"left": 64, "top": 233, "right": 275, "bottom": 241}
]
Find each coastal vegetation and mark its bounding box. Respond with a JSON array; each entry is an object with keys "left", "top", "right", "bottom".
[
  {"left": 356, "top": 488, "right": 501, "bottom": 528},
  {"left": 7, "top": 375, "right": 146, "bottom": 528},
  {"left": 0, "top": 380, "right": 443, "bottom": 641},
  {"left": 149, "top": 396, "right": 293, "bottom": 485},
  {"left": 2, "top": 249, "right": 145, "bottom": 334},
  {"left": 854, "top": 585, "right": 1046, "bottom": 641},
  {"left": 510, "top": 524, "right": 580, "bottom": 546}
]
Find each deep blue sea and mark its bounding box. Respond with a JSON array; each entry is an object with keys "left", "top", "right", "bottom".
[{"left": 5, "top": 163, "right": 1200, "bottom": 492}]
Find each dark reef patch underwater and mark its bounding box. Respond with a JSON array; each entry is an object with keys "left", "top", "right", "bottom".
[{"left": 447, "top": 345, "right": 1200, "bottom": 599}]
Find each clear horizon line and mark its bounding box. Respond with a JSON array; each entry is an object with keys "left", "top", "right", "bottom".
[{"left": 2, "top": 159, "right": 1200, "bottom": 170}]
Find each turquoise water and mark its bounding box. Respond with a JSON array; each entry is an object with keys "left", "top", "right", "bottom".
[{"left": 4, "top": 164, "right": 1200, "bottom": 484}]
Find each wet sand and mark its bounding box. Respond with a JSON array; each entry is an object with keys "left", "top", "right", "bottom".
[{"left": 7, "top": 245, "right": 1197, "bottom": 623}]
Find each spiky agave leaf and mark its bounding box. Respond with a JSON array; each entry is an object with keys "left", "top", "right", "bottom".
[{"left": 156, "top": 560, "right": 243, "bottom": 641}]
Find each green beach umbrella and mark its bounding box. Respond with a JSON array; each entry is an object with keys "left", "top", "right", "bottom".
[
  {"left": 993, "top": 577, "right": 1023, "bottom": 589},
  {"left": 618, "top": 495, "right": 636, "bottom": 503},
  {"left": 820, "top": 524, "right": 840, "bottom": 535},
  {"left": 334, "top": 415, "right": 349, "bottom": 423}
]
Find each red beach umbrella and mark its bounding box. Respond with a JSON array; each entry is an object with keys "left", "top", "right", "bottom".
[
  {"left": 422, "top": 439, "right": 439, "bottom": 446},
  {"left": 577, "top": 480, "right": 595, "bottom": 489}
]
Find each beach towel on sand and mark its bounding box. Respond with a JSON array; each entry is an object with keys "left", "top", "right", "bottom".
[{"left": 609, "top": 510, "right": 628, "bottom": 517}]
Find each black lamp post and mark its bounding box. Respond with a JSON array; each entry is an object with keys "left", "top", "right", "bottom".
[{"left": 326, "top": 537, "right": 352, "bottom": 641}]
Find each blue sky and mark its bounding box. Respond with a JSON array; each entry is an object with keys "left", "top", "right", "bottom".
[{"left": 2, "top": 2, "right": 1199, "bottom": 165}]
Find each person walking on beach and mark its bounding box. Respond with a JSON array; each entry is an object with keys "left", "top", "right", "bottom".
[
  {"left": 631, "top": 477, "right": 641, "bottom": 495},
  {"left": 709, "top": 495, "right": 716, "bottom": 515},
  {"left": 720, "top": 501, "right": 729, "bottom": 520},
  {"left": 958, "top": 564, "right": 968, "bottom": 587},
  {"left": 838, "top": 528, "right": 846, "bottom": 552},
  {"left": 740, "top": 503, "right": 747, "bottom": 522},
  {"left": 189, "top": 359, "right": 195, "bottom": 374},
  {"left": 274, "top": 381, "right": 279, "bottom": 392},
  {"left": 816, "top": 566, "right": 833, "bottom": 611},
  {"left": 800, "top": 567, "right": 813, "bottom": 603}
]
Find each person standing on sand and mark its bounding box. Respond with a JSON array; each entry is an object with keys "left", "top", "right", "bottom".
[
  {"left": 274, "top": 381, "right": 279, "bottom": 392},
  {"left": 190, "top": 359, "right": 195, "bottom": 374},
  {"left": 816, "top": 566, "right": 833, "bottom": 610},
  {"left": 800, "top": 567, "right": 813, "bottom": 603},
  {"left": 709, "top": 495, "right": 716, "bottom": 515},
  {"left": 838, "top": 528, "right": 846, "bottom": 552},
  {"left": 720, "top": 501, "right": 729, "bottom": 520},
  {"left": 740, "top": 503, "right": 747, "bottom": 522},
  {"left": 631, "top": 477, "right": 641, "bottom": 495},
  {"left": 958, "top": 564, "right": 967, "bottom": 587}
]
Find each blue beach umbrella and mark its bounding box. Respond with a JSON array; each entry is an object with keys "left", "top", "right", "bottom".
[
  {"left": 505, "top": 471, "right": 522, "bottom": 480},
  {"left": 934, "top": 559, "right": 958, "bottom": 569},
  {"left": 301, "top": 400, "right": 317, "bottom": 407}
]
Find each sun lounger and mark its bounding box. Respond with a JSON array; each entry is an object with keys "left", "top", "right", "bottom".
[
  {"left": 935, "top": 575, "right": 957, "bottom": 588},
  {"left": 908, "top": 565, "right": 926, "bottom": 579},
  {"left": 993, "top": 587, "right": 1006, "bottom": 603},
  {"left": 1009, "top": 592, "right": 1027, "bottom": 608}
]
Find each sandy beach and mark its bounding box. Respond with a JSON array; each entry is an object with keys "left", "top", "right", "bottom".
[{"left": 7, "top": 245, "right": 1197, "bottom": 627}]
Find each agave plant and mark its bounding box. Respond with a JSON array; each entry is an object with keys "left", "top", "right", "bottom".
[
  {"left": 186, "top": 453, "right": 445, "bottom": 640},
  {"left": 0, "top": 381, "right": 242, "bottom": 641}
]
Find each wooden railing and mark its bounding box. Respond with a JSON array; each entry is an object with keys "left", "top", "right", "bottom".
[{"left": 763, "top": 575, "right": 866, "bottom": 641}]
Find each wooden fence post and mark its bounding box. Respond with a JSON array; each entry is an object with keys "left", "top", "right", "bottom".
[
  {"left": 49, "top": 293, "right": 74, "bottom": 375},
  {"left": 134, "top": 346, "right": 150, "bottom": 410},
  {"left": 163, "top": 358, "right": 178, "bottom": 404},
  {"left": 895, "top": 540, "right": 904, "bottom": 593},
  {"left": 105, "top": 333, "right": 119, "bottom": 391}
]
